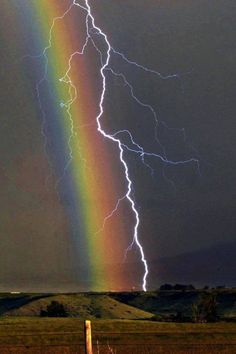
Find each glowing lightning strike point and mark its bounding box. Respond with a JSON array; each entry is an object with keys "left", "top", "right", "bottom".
[{"left": 74, "top": 0, "right": 149, "bottom": 291}]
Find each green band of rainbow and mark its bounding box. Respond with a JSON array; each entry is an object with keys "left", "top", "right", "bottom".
[{"left": 29, "top": 0, "right": 131, "bottom": 290}]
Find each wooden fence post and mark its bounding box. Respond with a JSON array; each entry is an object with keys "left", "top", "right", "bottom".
[{"left": 84, "top": 320, "right": 93, "bottom": 354}]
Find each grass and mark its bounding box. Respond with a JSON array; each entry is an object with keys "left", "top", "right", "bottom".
[
  {"left": 1, "top": 294, "right": 153, "bottom": 320},
  {"left": 0, "top": 291, "right": 236, "bottom": 352},
  {"left": 0, "top": 318, "right": 236, "bottom": 353},
  {"left": 2, "top": 290, "right": 236, "bottom": 321}
]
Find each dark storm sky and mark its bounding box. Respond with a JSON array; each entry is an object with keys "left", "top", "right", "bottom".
[
  {"left": 90, "top": 0, "right": 236, "bottom": 258},
  {"left": 0, "top": 0, "right": 235, "bottom": 290}
]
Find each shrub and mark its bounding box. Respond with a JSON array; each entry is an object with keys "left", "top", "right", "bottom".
[
  {"left": 40, "top": 300, "right": 68, "bottom": 317},
  {"left": 191, "top": 292, "right": 218, "bottom": 323}
]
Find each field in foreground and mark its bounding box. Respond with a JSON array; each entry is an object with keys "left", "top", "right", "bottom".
[{"left": 0, "top": 318, "right": 236, "bottom": 353}]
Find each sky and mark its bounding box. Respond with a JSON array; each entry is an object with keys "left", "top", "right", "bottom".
[{"left": 0, "top": 0, "right": 235, "bottom": 291}]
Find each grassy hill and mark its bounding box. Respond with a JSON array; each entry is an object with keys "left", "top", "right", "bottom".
[
  {"left": 2, "top": 293, "right": 153, "bottom": 320},
  {"left": 0, "top": 289, "right": 236, "bottom": 321},
  {"left": 112, "top": 289, "right": 236, "bottom": 321},
  {"left": 0, "top": 291, "right": 236, "bottom": 352}
]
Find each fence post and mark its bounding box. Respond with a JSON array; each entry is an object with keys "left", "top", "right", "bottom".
[{"left": 84, "top": 320, "right": 93, "bottom": 354}]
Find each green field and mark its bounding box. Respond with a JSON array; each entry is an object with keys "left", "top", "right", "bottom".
[
  {"left": 0, "top": 291, "right": 236, "bottom": 352},
  {"left": 0, "top": 318, "right": 236, "bottom": 353}
]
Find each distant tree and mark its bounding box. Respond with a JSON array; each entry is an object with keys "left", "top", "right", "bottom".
[
  {"left": 160, "top": 284, "right": 173, "bottom": 291},
  {"left": 173, "top": 284, "right": 186, "bottom": 291},
  {"left": 40, "top": 300, "right": 68, "bottom": 317},
  {"left": 173, "top": 284, "right": 195, "bottom": 291},
  {"left": 186, "top": 284, "right": 195, "bottom": 291},
  {"left": 191, "top": 292, "right": 218, "bottom": 322}
]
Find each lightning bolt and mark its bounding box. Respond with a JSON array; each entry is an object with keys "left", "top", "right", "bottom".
[
  {"left": 73, "top": 0, "right": 151, "bottom": 291},
  {"left": 23, "top": 3, "right": 76, "bottom": 188},
  {"left": 55, "top": 34, "right": 91, "bottom": 189},
  {"left": 30, "top": 0, "right": 200, "bottom": 291}
]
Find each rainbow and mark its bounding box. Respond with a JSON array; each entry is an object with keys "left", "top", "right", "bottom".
[{"left": 11, "top": 0, "right": 136, "bottom": 290}]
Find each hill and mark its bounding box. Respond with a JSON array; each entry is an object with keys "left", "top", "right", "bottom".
[
  {"left": 1, "top": 289, "right": 236, "bottom": 321},
  {"left": 3, "top": 293, "right": 153, "bottom": 320},
  {"left": 112, "top": 289, "right": 236, "bottom": 321}
]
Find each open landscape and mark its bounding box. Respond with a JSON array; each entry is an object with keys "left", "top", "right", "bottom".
[
  {"left": 0, "top": 0, "right": 235, "bottom": 353},
  {"left": 0, "top": 289, "right": 236, "bottom": 353}
]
